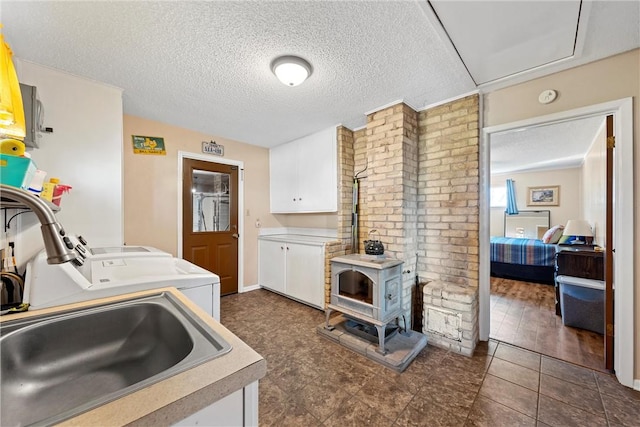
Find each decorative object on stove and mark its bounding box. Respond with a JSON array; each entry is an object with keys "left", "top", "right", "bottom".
[{"left": 364, "top": 229, "right": 384, "bottom": 255}]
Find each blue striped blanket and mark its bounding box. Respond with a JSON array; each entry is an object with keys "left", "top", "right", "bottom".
[{"left": 490, "top": 237, "right": 557, "bottom": 267}]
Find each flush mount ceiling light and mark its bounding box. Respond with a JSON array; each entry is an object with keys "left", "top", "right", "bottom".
[{"left": 271, "top": 55, "right": 313, "bottom": 87}]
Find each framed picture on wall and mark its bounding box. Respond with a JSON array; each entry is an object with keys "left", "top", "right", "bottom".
[{"left": 527, "top": 186, "right": 560, "bottom": 206}]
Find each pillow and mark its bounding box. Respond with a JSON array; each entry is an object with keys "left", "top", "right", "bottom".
[
  {"left": 542, "top": 225, "right": 564, "bottom": 244},
  {"left": 558, "top": 234, "right": 572, "bottom": 244}
]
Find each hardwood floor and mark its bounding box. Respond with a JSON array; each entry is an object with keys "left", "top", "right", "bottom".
[{"left": 490, "top": 277, "right": 605, "bottom": 371}]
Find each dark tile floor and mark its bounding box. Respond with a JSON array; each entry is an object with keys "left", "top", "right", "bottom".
[{"left": 220, "top": 289, "right": 640, "bottom": 426}]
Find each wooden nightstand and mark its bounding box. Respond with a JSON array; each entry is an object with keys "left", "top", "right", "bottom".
[{"left": 554, "top": 247, "right": 604, "bottom": 315}]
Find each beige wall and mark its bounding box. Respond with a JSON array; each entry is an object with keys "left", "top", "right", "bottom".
[
  {"left": 490, "top": 168, "right": 582, "bottom": 237},
  {"left": 483, "top": 48, "right": 640, "bottom": 379},
  {"left": 582, "top": 123, "right": 607, "bottom": 246},
  {"left": 273, "top": 213, "right": 337, "bottom": 229},
  {"left": 122, "top": 115, "right": 280, "bottom": 286}
]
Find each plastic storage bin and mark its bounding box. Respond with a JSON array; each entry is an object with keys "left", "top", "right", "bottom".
[
  {"left": 557, "top": 275, "right": 604, "bottom": 334},
  {"left": 0, "top": 154, "right": 37, "bottom": 189}
]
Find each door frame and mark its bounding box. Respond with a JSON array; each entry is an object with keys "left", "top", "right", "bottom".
[
  {"left": 479, "top": 97, "right": 634, "bottom": 388},
  {"left": 177, "top": 151, "right": 246, "bottom": 293}
]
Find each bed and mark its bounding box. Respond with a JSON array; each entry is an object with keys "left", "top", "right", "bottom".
[
  {"left": 490, "top": 210, "right": 557, "bottom": 285},
  {"left": 490, "top": 237, "right": 557, "bottom": 284}
]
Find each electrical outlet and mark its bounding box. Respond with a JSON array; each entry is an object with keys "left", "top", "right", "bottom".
[
  {"left": 255, "top": 219, "right": 261, "bottom": 228},
  {"left": 4, "top": 253, "right": 16, "bottom": 269}
]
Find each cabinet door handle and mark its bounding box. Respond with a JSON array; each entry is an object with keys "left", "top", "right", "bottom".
[
  {"left": 280, "top": 246, "right": 284, "bottom": 250},
  {"left": 232, "top": 233, "right": 239, "bottom": 239},
  {"left": 286, "top": 246, "right": 289, "bottom": 250},
  {"left": 293, "top": 198, "right": 297, "bottom": 201}
]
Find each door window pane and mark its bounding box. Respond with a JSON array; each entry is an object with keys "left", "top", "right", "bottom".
[{"left": 192, "top": 170, "right": 231, "bottom": 232}]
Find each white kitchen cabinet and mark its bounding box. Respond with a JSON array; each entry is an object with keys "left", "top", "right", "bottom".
[
  {"left": 269, "top": 126, "right": 337, "bottom": 213},
  {"left": 173, "top": 381, "right": 258, "bottom": 427},
  {"left": 258, "top": 239, "right": 286, "bottom": 294},
  {"left": 286, "top": 243, "right": 325, "bottom": 309},
  {"left": 258, "top": 235, "right": 331, "bottom": 309},
  {"left": 269, "top": 143, "right": 299, "bottom": 212}
]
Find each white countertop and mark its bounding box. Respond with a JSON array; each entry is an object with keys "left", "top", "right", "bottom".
[
  {"left": 0, "top": 288, "right": 266, "bottom": 427},
  {"left": 258, "top": 233, "right": 338, "bottom": 245}
]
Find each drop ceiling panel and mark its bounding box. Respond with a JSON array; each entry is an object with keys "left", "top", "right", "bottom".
[{"left": 431, "top": 1, "right": 582, "bottom": 84}]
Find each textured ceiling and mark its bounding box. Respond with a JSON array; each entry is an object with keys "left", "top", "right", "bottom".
[
  {"left": 2, "top": 1, "right": 473, "bottom": 147},
  {"left": 2, "top": 1, "right": 639, "bottom": 153},
  {"left": 490, "top": 116, "right": 605, "bottom": 175}
]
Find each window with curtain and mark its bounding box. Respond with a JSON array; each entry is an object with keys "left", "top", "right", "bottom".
[
  {"left": 505, "top": 178, "right": 518, "bottom": 215},
  {"left": 490, "top": 186, "right": 507, "bottom": 207}
]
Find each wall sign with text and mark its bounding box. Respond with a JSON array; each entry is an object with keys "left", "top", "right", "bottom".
[
  {"left": 132, "top": 135, "right": 166, "bottom": 155},
  {"left": 202, "top": 140, "right": 224, "bottom": 156}
]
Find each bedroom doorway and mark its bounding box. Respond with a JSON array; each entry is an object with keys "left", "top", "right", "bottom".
[
  {"left": 487, "top": 116, "right": 607, "bottom": 371},
  {"left": 479, "top": 98, "right": 634, "bottom": 387}
]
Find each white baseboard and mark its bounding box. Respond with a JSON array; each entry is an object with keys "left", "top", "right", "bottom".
[
  {"left": 634, "top": 379, "right": 640, "bottom": 391},
  {"left": 241, "top": 284, "right": 261, "bottom": 293}
]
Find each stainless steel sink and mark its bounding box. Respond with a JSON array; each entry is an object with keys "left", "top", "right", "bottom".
[{"left": 0, "top": 292, "right": 232, "bottom": 426}]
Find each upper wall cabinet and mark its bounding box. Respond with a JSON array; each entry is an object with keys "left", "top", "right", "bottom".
[{"left": 270, "top": 127, "right": 337, "bottom": 213}]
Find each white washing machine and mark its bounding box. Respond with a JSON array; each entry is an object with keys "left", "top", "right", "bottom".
[
  {"left": 24, "top": 248, "right": 221, "bottom": 321},
  {"left": 67, "top": 234, "right": 172, "bottom": 260}
]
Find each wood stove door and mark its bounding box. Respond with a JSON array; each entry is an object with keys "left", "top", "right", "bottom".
[{"left": 384, "top": 277, "right": 401, "bottom": 314}]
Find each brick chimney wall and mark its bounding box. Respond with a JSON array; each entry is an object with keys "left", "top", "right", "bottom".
[
  {"left": 417, "top": 94, "right": 480, "bottom": 288},
  {"left": 323, "top": 126, "right": 355, "bottom": 307},
  {"left": 356, "top": 103, "right": 420, "bottom": 327},
  {"left": 326, "top": 95, "right": 480, "bottom": 333}
]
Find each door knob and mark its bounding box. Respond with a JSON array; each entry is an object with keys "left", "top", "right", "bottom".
[{"left": 232, "top": 233, "right": 239, "bottom": 239}]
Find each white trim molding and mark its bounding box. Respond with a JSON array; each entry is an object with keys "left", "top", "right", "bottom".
[
  {"left": 480, "top": 98, "right": 635, "bottom": 388},
  {"left": 177, "top": 151, "right": 246, "bottom": 294},
  {"left": 364, "top": 99, "right": 419, "bottom": 116},
  {"left": 242, "top": 284, "right": 261, "bottom": 293},
  {"left": 419, "top": 90, "right": 480, "bottom": 112}
]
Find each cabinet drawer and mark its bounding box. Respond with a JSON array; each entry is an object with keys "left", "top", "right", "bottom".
[{"left": 555, "top": 251, "right": 604, "bottom": 280}]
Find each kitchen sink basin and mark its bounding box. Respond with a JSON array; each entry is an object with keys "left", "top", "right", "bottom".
[{"left": 0, "top": 292, "right": 232, "bottom": 426}]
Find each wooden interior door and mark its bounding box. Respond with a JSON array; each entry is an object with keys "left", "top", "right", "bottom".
[
  {"left": 183, "top": 158, "right": 239, "bottom": 295},
  {"left": 604, "top": 114, "right": 614, "bottom": 371}
]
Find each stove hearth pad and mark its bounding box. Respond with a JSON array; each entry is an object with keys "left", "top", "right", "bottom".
[{"left": 317, "top": 314, "right": 427, "bottom": 373}]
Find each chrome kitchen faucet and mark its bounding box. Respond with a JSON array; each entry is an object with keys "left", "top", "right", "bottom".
[{"left": 1, "top": 184, "right": 76, "bottom": 264}]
